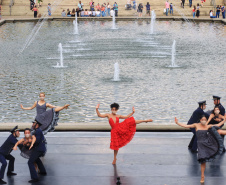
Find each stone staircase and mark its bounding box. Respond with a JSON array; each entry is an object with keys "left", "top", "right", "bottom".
[{"left": 1, "top": 0, "right": 225, "bottom": 17}]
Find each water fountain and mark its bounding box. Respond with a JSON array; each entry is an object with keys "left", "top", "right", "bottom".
[
  {"left": 112, "top": 11, "right": 117, "bottom": 30},
  {"left": 150, "top": 10, "right": 156, "bottom": 34},
  {"left": 73, "top": 14, "right": 79, "bottom": 35},
  {"left": 113, "top": 62, "right": 120, "bottom": 81},
  {"left": 168, "top": 40, "right": 179, "bottom": 68},
  {"left": 54, "top": 43, "right": 66, "bottom": 68}
]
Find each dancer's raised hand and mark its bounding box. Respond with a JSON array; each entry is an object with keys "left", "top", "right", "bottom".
[
  {"left": 175, "top": 117, "right": 178, "bottom": 124},
  {"left": 96, "top": 104, "right": 100, "bottom": 109},
  {"left": 64, "top": 104, "right": 70, "bottom": 109},
  {"left": 132, "top": 106, "right": 135, "bottom": 113},
  {"left": 20, "top": 104, "right": 24, "bottom": 109}
]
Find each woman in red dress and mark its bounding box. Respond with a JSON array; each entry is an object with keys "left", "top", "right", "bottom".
[{"left": 96, "top": 103, "right": 153, "bottom": 165}]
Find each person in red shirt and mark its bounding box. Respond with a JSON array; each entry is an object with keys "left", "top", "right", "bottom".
[{"left": 96, "top": 3, "right": 101, "bottom": 11}]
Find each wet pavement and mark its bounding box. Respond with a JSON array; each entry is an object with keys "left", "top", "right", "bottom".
[{"left": 0, "top": 132, "right": 226, "bottom": 185}]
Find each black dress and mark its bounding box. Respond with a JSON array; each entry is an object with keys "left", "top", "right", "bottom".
[
  {"left": 197, "top": 127, "right": 224, "bottom": 163},
  {"left": 34, "top": 102, "right": 59, "bottom": 135}
]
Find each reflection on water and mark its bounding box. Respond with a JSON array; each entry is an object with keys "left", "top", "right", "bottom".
[{"left": 0, "top": 21, "right": 225, "bottom": 123}]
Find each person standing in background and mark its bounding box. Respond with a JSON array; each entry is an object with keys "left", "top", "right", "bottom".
[
  {"left": 32, "top": 5, "right": 38, "bottom": 18},
  {"left": 47, "top": 3, "right": 51, "bottom": 16},
  {"left": 221, "top": 5, "right": 225, "bottom": 19},
  {"left": 113, "top": 2, "right": 118, "bottom": 16},
  {"left": 192, "top": 5, "right": 196, "bottom": 17},
  {"left": 165, "top": 0, "right": 169, "bottom": 16},
  {"left": 189, "top": 0, "right": 192, "bottom": 8},
  {"left": 216, "top": 5, "right": 220, "bottom": 18},
  {"left": 146, "top": 2, "right": 150, "bottom": 16},
  {"left": 107, "top": 3, "right": 111, "bottom": 16},
  {"left": 170, "top": 3, "right": 173, "bottom": 15},
  {"left": 181, "top": 0, "right": 185, "bottom": 8}
]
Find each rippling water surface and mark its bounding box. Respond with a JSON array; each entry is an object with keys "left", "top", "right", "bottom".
[{"left": 0, "top": 20, "right": 225, "bottom": 123}]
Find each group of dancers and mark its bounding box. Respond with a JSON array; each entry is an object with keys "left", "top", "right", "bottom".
[
  {"left": 0, "top": 92, "right": 70, "bottom": 184},
  {"left": 175, "top": 95, "right": 226, "bottom": 183},
  {"left": 0, "top": 93, "right": 225, "bottom": 184}
]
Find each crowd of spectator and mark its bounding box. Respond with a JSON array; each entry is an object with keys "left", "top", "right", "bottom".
[{"left": 62, "top": 1, "right": 119, "bottom": 17}]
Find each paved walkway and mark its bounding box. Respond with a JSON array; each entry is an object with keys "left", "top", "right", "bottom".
[{"left": 0, "top": 132, "right": 226, "bottom": 185}]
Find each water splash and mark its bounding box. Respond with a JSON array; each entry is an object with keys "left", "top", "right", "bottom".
[
  {"left": 150, "top": 10, "right": 156, "bottom": 34},
  {"left": 113, "top": 62, "right": 120, "bottom": 81}
]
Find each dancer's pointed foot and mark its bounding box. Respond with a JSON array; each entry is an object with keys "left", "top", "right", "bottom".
[
  {"left": 146, "top": 119, "right": 153, "bottom": 123},
  {"left": 200, "top": 176, "right": 205, "bottom": 183},
  {"left": 112, "top": 159, "right": 117, "bottom": 165}
]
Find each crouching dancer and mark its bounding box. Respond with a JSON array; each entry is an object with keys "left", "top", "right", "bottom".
[{"left": 0, "top": 126, "right": 20, "bottom": 184}]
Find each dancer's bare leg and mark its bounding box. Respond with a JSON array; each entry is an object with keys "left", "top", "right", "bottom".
[
  {"left": 112, "top": 150, "right": 118, "bottom": 165},
  {"left": 54, "top": 104, "right": 70, "bottom": 112},
  {"left": 135, "top": 119, "right": 153, "bottom": 124},
  {"left": 200, "top": 163, "right": 206, "bottom": 183}
]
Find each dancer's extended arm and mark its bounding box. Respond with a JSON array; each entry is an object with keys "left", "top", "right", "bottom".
[
  {"left": 29, "top": 135, "right": 36, "bottom": 150},
  {"left": 13, "top": 138, "right": 25, "bottom": 150},
  {"left": 20, "top": 102, "right": 37, "bottom": 110},
  {"left": 119, "top": 107, "right": 135, "bottom": 119},
  {"left": 208, "top": 115, "right": 225, "bottom": 128},
  {"left": 175, "top": 117, "right": 197, "bottom": 129},
  {"left": 206, "top": 113, "right": 215, "bottom": 125},
  {"left": 96, "top": 104, "right": 108, "bottom": 118},
  {"left": 47, "top": 103, "right": 70, "bottom": 112}
]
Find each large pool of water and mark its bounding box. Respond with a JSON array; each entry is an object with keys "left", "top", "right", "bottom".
[{"left": 0, "top": 20, "right": 225, "bottom": 124}]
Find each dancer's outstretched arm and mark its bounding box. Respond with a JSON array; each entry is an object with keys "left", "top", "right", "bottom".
[
  {"left": 13, "top": 138, "right": 25, "bottom": 150},
  {"left": 209, "top": 116, "right": 225, "bottom": 128},
  {"left": 96, "top": 104, "right": 108, "bottom": 118},
  {"left": 29, "top": 135, "right": 36, "bottom": 150},
  {"left": 206, "top": 113, "right": 215, "bottom": 125},
  {"left": 20, "top": 102, "right": 37, "bottom": 110},
  {"left": 119, "top": 107, "right": 135, "bottom": 119},
  {"left": 47, "top": 103, "right": 70, "bottom": 112},
  {"left": 175, "top": 117, "right": 197, "bottom": 129}
]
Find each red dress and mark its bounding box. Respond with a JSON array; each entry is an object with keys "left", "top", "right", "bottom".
[{"left": 109, "top": 116, "right": 136, "bottom": 150}]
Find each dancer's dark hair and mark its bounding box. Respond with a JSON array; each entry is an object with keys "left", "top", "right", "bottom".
[
  {"left": 212, "top": 106, "right": 221, "bottom": 115},
  {"left": 24, "top": 128, "right": 31, "bottom": 133},
  {"left": 200, "top": 115, "right": 207, "bottom": 120},
  {"left": 110, "top": 103, "right": 120, "bottom": 110}
]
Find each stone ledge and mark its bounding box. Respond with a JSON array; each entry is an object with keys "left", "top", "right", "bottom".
[{"left": 0, "top": 122, "right": 225, "bottom": 131}]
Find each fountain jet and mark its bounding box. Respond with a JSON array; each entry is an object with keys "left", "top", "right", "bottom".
[
  {"left": 54, "top": 43, "right": 66, "bottom": 68},
  {"left": 113, "top": 62, "right": 120, "bottom": 81},
  {"left": 73, "top": 14, "right": 79, "bottom": 34},
  {"left": 150, "top": 10, "right": 156, "bottom": 34},
  {"left": 169, "top": 40, "right": 179, "bottom": 68}
]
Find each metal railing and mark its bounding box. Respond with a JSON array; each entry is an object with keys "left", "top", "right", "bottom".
[{"left": 9, "top": 0, "right": 14, "bottom": 15}]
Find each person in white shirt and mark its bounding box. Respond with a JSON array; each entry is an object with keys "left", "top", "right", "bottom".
[
  {"left": 61, "top": 9, "right": 66, "bottom": 17},
  {"left": 110, "top": 8, "right": 114, "bottom": 17},
  {"left": 96, "top": 10, "right": 101, "bottom": 17},
  {"left": 88, "top": 11, "right": 92, "bottom": 16},
  {"left": 92, "top": 11, "right": 96, "bottom": 17},
  {"left": 210, "top": 10, "right": 216, "bottom": 18}
]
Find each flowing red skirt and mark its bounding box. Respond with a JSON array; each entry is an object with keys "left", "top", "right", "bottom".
[{"left": 110, "top": 117, "right": 136, "bottom": 150}]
